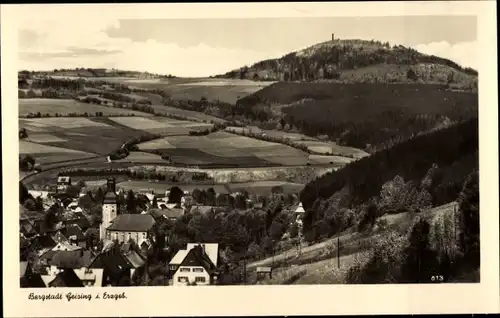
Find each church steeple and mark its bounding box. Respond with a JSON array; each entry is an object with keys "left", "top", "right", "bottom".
[{"left": 100, "top": 178, "right": 119, "bottom": 241}]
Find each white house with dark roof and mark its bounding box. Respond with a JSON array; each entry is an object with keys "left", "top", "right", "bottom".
[{"left": 169, "top": 243, "right": 219, "bottom": 286}]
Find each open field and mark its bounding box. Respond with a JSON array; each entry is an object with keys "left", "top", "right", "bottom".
[
  {"left": 19, "top": 117, "right": 155, "bottom": 155},
  {"left": 19, "top": 98, "right": 153, "bottom": 117},
  {"left": 162, "top": 79, "right": 273, "bottom": 104},
  {"left": 150, "top": 104, "right": 226, "bottom": 123},
  {"left": 51, "top": 76, "right": 271, "bottom": 104},
  {"left": 19, "top": 140, "right": 97, "bottom": 164},
  {"left": 227, "top": 181, "right": 304, "bottom": 195},
  {"left": 109, "top": 116, "right": 213, "bottom": 135},
  {"left": 116, "top": 180, "right": 230, "bottom": 194},
  {"left": 114, "top": 151, "right": 166, "bottom": 164},
  {"left": 138, "top": 131, "right": 311, "bottom": 166},
  {"left": 225, "top": 126, "right": 369, "bottom": 158}
]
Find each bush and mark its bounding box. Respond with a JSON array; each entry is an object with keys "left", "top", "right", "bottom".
[{"left": 345, "top": 230, "right": 406, "bottom": 284}]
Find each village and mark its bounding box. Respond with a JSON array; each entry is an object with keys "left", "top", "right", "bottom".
[{"left": 20, "top": 175, "right": 306, "bottom": 287}]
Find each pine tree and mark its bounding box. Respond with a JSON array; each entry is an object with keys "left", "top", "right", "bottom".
[{"left": 457, "top": 170, "right": 479, "bottom": 268}]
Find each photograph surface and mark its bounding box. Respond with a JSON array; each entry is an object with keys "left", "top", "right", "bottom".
[
  {"left": 17, "top": 11, "right": 481, "bottom": 289},
  {"left": 3, "top": 2, "right": 498, "bottom": 317}
]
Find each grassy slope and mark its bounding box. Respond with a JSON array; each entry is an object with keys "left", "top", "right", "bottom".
[{"left": 250, "top": 201, "right": 458, "bottom": 284}]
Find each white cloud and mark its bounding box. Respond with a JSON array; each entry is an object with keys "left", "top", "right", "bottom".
[
  {"left": 412, "top": 41, "right": 478, "bottom": 70},
  {"left": 17, "top": 17, "right": 283, "bottom": 77}
]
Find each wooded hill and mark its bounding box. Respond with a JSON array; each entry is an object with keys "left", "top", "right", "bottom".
[{"left": 215, "top": 39, "right": 477, "bottom": 90}]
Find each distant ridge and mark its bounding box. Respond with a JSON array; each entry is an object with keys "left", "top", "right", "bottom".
[
  {"left": 214, "top": 38, "right": 477, "bottom": 90},
  {"left": 18, "top": 68, "right": 177, "bottom": 79}
]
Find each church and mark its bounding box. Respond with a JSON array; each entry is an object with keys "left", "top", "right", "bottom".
[{"left": 99, "top": 178, "right": 156, "bottom": 247}]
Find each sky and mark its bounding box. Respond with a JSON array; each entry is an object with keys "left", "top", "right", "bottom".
[{"left": 18, "top": 15, "right": 477, "bottom": 77}]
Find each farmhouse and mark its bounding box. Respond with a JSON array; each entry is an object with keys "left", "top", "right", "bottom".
[
  {"left": 169, "top": 243, "right": 219, "bottom": 286},
  {"left": 56, "top": 176, "right": 72, "bottom": 193},
  {"left": 105, "top": 214, "right": 156, "bottom": 247}
]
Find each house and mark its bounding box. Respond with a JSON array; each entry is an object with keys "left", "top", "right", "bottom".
[
  {"left": 159, "top": 202, "right": 179, "bottom": 210},
  {"left": 20, "top": 261, "right": 46, "bottom": 288},
  {"left": 169, "top": 243, "right": 219, "bottom": 286},
  {"left": 63, "top": 212, "right": 91, "bottom": 232},
  {"left": 56, "top": 176, "right": 72, "bottom": 193},
  {"left": 88, "top": 242, "right": 146, "bottom": 286},
  {"left": 47, "top": 249, "right": 93, "bottom": 273},
  {"left": 150, "top": 207, "right": 185, "bottom": 221},
  {"left": 28, "top": 190, "right": 51, "bottom": 201},
  {"left": 60, "top": 224, "right": 87, "bottom": 248},
  {"left": 39, "top": 242, "right": 90, "bottom": 274},
  {"left": 38, "top": 243, "right": 97, "bottom": 287},
  {"left": 29, "top": 234, "right": 57, "bottom": 252},
  {"left": 48, "top": 269, "right": 84, "bottom": 287},
  {"left": 52, "top": 231, "right": 70, "bottom": 244},
  {"left": 66, "top": 201, "right": 83, "bottom": 214},
  {"left": 20, "top": 219, "right": 37, "bottom": 238},
  {"left": 105, "top": 214, "right": 156, "bottom": 247}
]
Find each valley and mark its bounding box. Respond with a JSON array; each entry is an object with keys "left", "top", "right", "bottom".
[{"left": 19, "top": 37, "right": 479, "bottom": 287}]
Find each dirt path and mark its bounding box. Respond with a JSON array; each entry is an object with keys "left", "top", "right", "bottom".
[{"left": 247, "top": 231, "right": 354, "bottom": 270}]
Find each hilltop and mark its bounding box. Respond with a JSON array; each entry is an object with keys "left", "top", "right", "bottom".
[{"left": 215, "top": 39, "right": 477, "bottom": 90}]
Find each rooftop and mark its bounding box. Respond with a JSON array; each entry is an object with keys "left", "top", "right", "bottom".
[
  {"left": 107, "top": 214, "right": 156, "bottom": 232},
  {"left": 49, "top": 269, "right": 84, "bottom": 287}
]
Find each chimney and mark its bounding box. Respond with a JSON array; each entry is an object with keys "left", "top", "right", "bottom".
[
  {"left": 107, "top": 178, "right": 116, "bottom": 193},
  {"left": 332, "top": 33, "right": 335, "bottom": 41}
]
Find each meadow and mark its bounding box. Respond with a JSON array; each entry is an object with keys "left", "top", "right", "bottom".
[
  {"left": 19, "top": 117, "right": 154, "bottom": 155},
  {"left": 56, "top": 77, "right": 271, "bottom": 104},
  {"left": 19, "top": 140, "right": 97, "bottom": 164},
  {"left": 19, "top": 98, "right": 153, "bottom": 117},
  {"left": 150, "top": 104, "right": 226, "bottom": 123},
  {"left": 225, "top": 126, "right": 369, "bottom": 158},
  {"left": 138, "top": 131, "right": 310, "bottom": 167},
  {"left": 109, "top": 116, "right": 213, "bottom": 136}
]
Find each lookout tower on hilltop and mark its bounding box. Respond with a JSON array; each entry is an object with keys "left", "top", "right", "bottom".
[{"left": 332, "top": 33, "right": 335, "bottom": 41}]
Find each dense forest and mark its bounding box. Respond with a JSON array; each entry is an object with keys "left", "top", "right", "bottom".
[
  {"left": 301, "top": 118, "right": 478, "bottom": 208},
  {"left": 298, "top": 118, "right": 477, "bottom": 243},
  {"left": 234, "top": 83, "right": 478, "bottom": 150}
]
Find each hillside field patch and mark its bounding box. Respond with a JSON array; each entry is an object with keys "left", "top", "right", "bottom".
[
  {"left": 20, "top": 117, "right": 155, "bottom": 155},
  {"left": 19, "top": 98, "right": 153, "bottom": 117},
  {"left": 109, "top": 116, "right": 213, "bottom": 135}
]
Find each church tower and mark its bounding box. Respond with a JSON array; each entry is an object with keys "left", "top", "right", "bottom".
[{"left": 100, "top": 177, "right": 119, "bottom": 241}]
